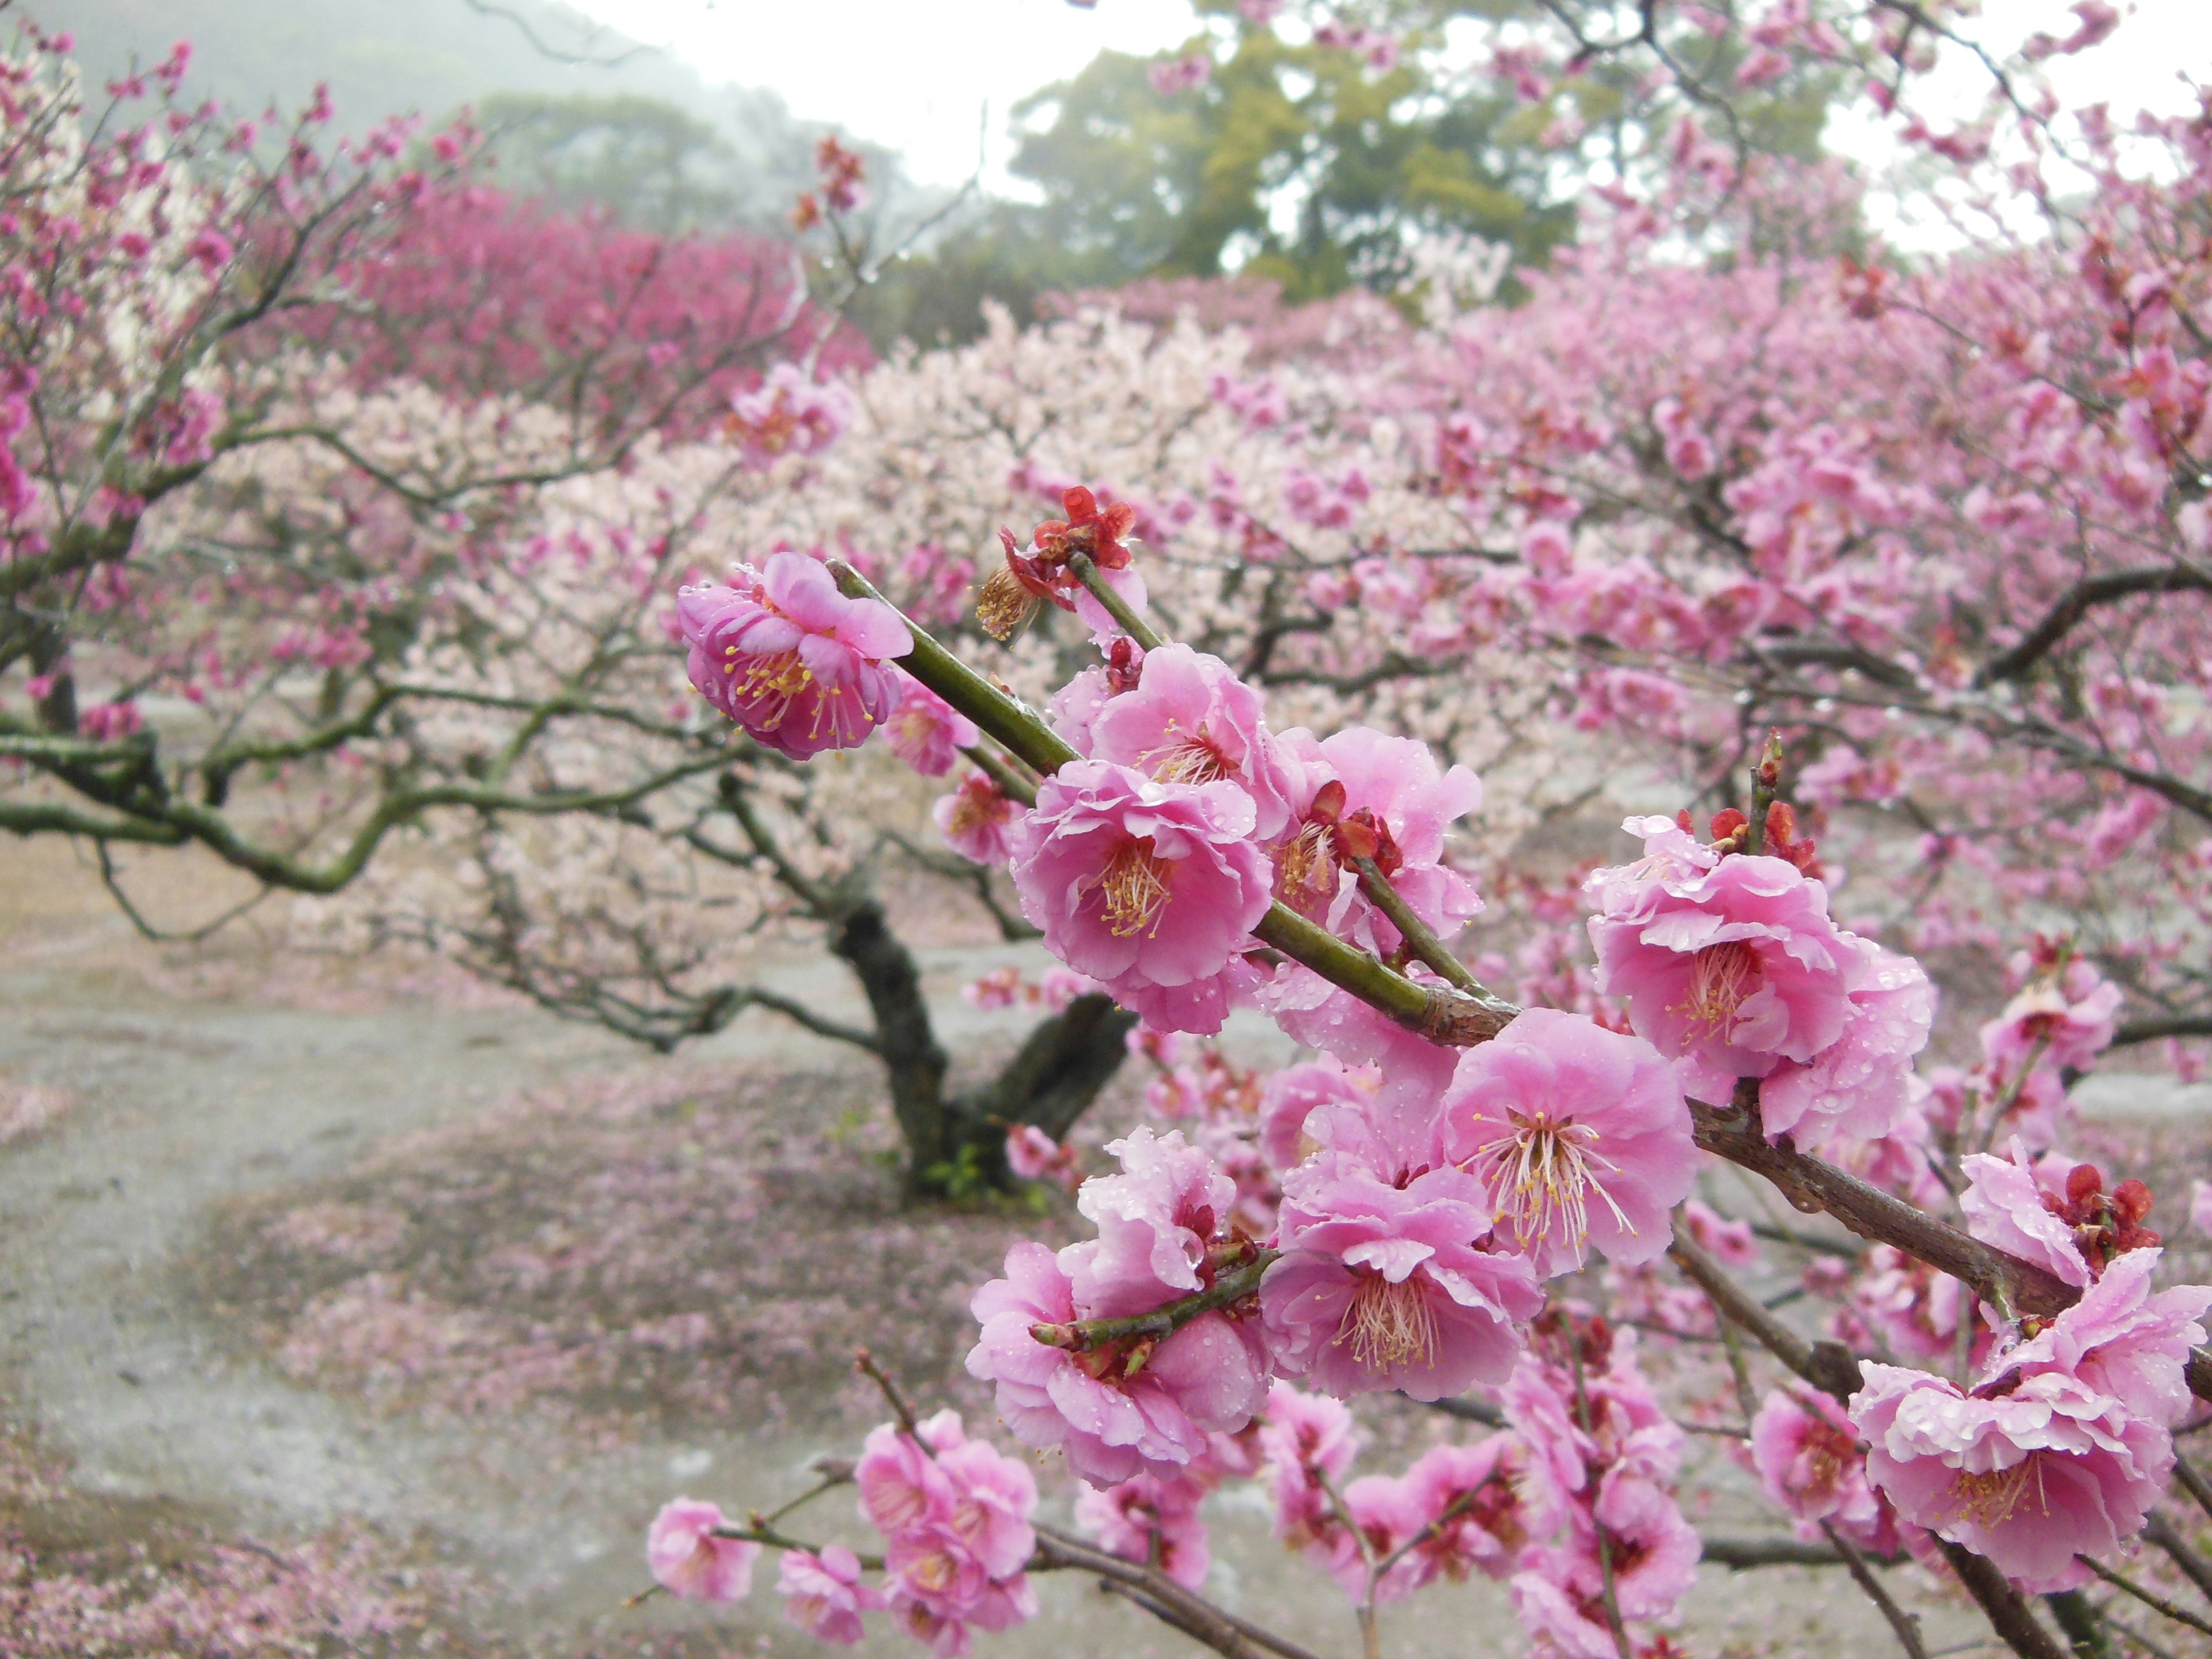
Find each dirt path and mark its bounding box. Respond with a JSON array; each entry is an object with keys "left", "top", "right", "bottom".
[{"left": 0, "top": 838, "right": 2080, "bottom": 1656}]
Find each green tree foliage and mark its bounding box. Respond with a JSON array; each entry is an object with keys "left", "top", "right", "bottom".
[
  {"left": 859, "top": 2, "right": 1843, "bottom": 347},
  {"left": 1002, "top": 27, "right": 1566, "bottom": 300},
  {"left": 475, "top": 92, "right": 750, "bottom": 234}
]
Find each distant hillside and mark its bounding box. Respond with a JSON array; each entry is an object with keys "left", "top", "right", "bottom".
[{"left": 39, "top": 0, "right": 829, "bottom": 222}]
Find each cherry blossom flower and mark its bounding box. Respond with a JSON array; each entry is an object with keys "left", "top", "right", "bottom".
[
  {"left": 777, "top": 1546, "right": 883, "bottom": 1645},
  {"left": 1581, "top": 1471, "right": 1702, "bottom": 1618},
  {"left": 1005, "top": 1125, "right": 1082, "bottom": 1193},
  {"left": 1063, "top": 1127, "right": 1235, "bottom": 1315},
  {"left": 645, "top": 1498, "right": 760, "bottom": 1603},
  {"left": 978, "top": 487, "right": 1148, "bottom": 641},
  {"left": 884, "top": 671, "right": 980, "bottom": 776},
  {"left": 1274, "top": 726, "right": 1484, "bottom": 941},
  {"left": 1995, "top": 1248, "right": 2212, "bottom": 1430},
  {"left": 855, "top": 1415, "right": 1039, "bottom": 1658},
  {"left": 1979, "top": 962, "right": 2123, "bottom": 1074},
  {"left": 1509, "top": 1567, "right": 1622, "bottom": 1659},
  {"left": 1680, "top": 1199, "right": 1759, "bottom": 1270},
  {"left": 933, "top": 771, "right": 1017, "bottom": 864},
  {"left": 1960, "top": 1141, "right": 2160, "bottom": 1287},
  {"left": 1436, "top": 1007, "right": 1696, "bottom": 1277},
  {"left": 1262, "top": 1150, "right": 1541, "bottom": 1400},
  {"left": 1006, "top": 760, "right": 1273, "bottom": 997},
  {"left": 1850, "top": 1362, "right": 2170, "bottom": 1590},
  {"left": 726, "top": 362, "right": 857, "bottom": 464},
  {"left": 1748, "top": 1385, "right": 1898, "bottom": 1555},
  {"left": 1147, "top": 52, "right": 1213, "bottom": 94},
  {"left": 1257, "top": 1055, "right": 1377, "bottom": 1173},
  {"left": 1074, "top": 1470, "right": 1213, "bottom": 1588},
  {"left": 1348, "top": 1436, "right": 1532, "bottom": 1602},
  {"left": 1850, "top": 1245, "right": 1981, "bottom": 1367},
  {"left": 967, "top": 1241, "right": 1270, "bottom": 1487},
  {"left": 1112, "top": 952, "right": 1271, "bottom": 1038},
  {"left": 679, "top": 552, "right": 911, "bottom": 759},
  {"left": 1088, "top": 643, "right": 1299, "bottom": 838},
  {"left": 1259, "top": 1382, "right": 1363, "bottom": 1575},
  {"left": 1759, "top": 944, "right": 1934, "bottom": 1147},
  {"left": 1586, "top": 815, "right": 1865, "bottom": 1103}
]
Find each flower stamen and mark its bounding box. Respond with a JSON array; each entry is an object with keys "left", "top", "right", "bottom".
[
  {"left": 1090, "top": 840, "right": 1174, "bottom": 938},
  {"left": 1336, "top": 1272, "right": 1441, "bottom": 1370},
  {"left": 1671, "top": 940, "right": 1761, "bottom": 1037},
  {"left": 1142, "top": 720, "right": 1234, "bottom": 786},
  {"left": 1468, "top": 1110, "right": 1633, "bottom": 1249},
  {"left": 1942, "top": 1459, "right": 2046, "bottom": 1527}
]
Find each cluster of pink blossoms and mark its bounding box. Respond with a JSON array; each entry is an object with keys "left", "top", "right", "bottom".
[
  {"left": 645, "top": 1411, "right": 1040, "bottom": 1657},
  {"left": 665, "top": 524, "right": 2212, "bottom": 1652},
  {"left": 968, "top": 1128, "right": 1273, "bottom": 1486},
  {"left": 1585, "top": 809, "right": 1933, "bottom": 1150},
  {"left": 1238, "top": 1317, "right": 1699, "bottom": 1657},
  {"left": 1843, "top": 1148, "right": 2209, "bottom": 1589}
]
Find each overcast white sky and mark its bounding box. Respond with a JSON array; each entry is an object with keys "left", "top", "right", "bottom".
[{"left": 569, "top": 0, "right": 2211, "bottom": 188}]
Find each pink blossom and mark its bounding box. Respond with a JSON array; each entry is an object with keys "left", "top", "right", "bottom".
[
  {"left": 1111, "top": 951, "right": 1270, "bottom": 1038},
  {"left": 885, "top": 671, "right": 980, "bottom": 776},
  {"left": 1256, "top": 961, "right": 1465, "bottom": 1120},
  {"left": 1584, "top": 1471, "right": 1702, "bottom": 1618},
  {"left": 1437, "top": 1007, "right": 1696, "bottom": 1277},
  {"left": 1760, "top": 945, "right": 1934, "bottom": 1147},
  {"left": 778, "top": 1546, "right": 883, "bottom": 1645},
  {"left": 884, "top": 1554, "right": 1035, "bottom": 1659},
  {"left": 1958, "top": 1142, "right": 2093, "bottom": 1288},
  {"left": 1263, "top": 1151, "right": 1541, "bottom": 1400},
  {"left": 1504, "top": 1331, "right": 1683, "bottom": 1515},
  {"left": 967, "top": 1242, "right": 1269, "bottom": 1487},
  {"left": 1147, "top": 52, "right": 1213, "bottom": 94},
  {"left": 1509, "top": 1568, "right": 1620, "bottom": 1659},
  {"left": 1063, "top": 1127, "right": 1236, "bottom": 1315},
  {"left": 1257, "top": 1055, "right": 1377, "bottom": 1173},
  {"left": 1038, "top": 965, "right": 1094, "bottom": 1010},
  {"left": 856, "top": 1413, "right": 963, "bottom": 1538},
  {"left": 727, "top": 361, "right": 857, "bottom": 463},
  {"left": 77, "top": 699, "right": 143, "bottom": 741},
  {"left": 1997, "top": 1249, "right": 2212, "bottom": 1430},
  {"left": 934, "top": 1437, "right": 1042, "bottom": 1577},
  {"left": 1681, "top": 1199, "right": 1759, "bottom": 1269},
  {"left": 1087, "top": 643, "right": 1299, "bottom": 838},
  {"left": 1749, "top": 1385, "right": 1897, "bottom": 1554},
  {"left": 933, "top": 771, "right": 1017, "bottom": 864},
  {"left": 1005, "top": 1125, "right": 1081, "bottom": 1192},
  {"left": 1979, "top": 969, "right": 2123, "bottom": 1075},
  {"left": 1074, "top": 1470, "right": 1212, "bottom": 1588},
  {"left": 679, "top": 552, "right": 911, "bottom": 759},
  {"left": 1851, "top": 1245, "right": 1980, "bottom": 1366},
  {"left": 645, "top": 1498, "right": 760, "bottom": 1603},
  {"left": 1007, "top": 760, "right": 1272, "bottom": 995},
  {"left": 1257, "top": 729, "right": 1483, "bottom": 1097},
  {"left": 1259, "top": 1381, "right": 1362, "bottom": 1572},
  {"left": 1851, "top": 1362, "right": 2170, "bottom": 1590},
  {"left": 1280, "top": 726, "right": 1483, "bottom": 938},
  {"left": 1349, "top": 1437, "right": 1531, "bottom": 1602},
  {"left": 1586, "top": 815, "right": 1865, "bottom": 1103},
  {"left": 2192, "top": 1179, "right": 2212, "bottom": 1236}
]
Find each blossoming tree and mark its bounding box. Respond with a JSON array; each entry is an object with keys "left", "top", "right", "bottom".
[
  {"left": 10, "top": 2, "right": 2212, "bottom": 1653},
  {"left": 616, "top": 7, "right": 2212, "bottom": 1659}
]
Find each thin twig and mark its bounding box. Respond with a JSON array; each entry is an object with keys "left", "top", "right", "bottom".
[
  {"left": 1824, "top": 1520, "right": 1931, "bottom": 1659},
  {"left": 2081, "top": 1559, "right": 2212, "bottom": 1639}
]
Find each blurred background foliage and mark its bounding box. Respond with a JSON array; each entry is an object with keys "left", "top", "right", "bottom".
[{"left": 57, "top": 0, "right": 1843, "bottom": 351}]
